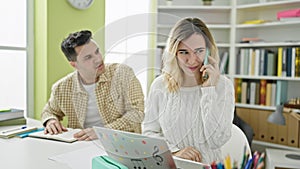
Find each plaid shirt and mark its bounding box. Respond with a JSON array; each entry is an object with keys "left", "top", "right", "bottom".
[{"left": 41, "top": 63, "right": 144, "bottom": 133}]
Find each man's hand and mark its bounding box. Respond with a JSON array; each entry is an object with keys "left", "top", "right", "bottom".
[
  {"left": 172, "top": 146, "right": 202, "bottom": 162},
  {"left": 73, "top": 128, "right": 97, "bottom": 141},
  {"left": 44, "top": 119, "right": 68, "bottom": 134}
]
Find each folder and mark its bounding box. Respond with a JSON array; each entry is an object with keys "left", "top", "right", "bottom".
[
  {"left": 287, "top": 112, "right": 300, "bottom": 147},
  {"left": 250, "top": 109, "right": 259, "bottom": 140},
  {"left": 257, "top": 110, "right": 270, "bottom": 142},
  {"left": 267, "top": 117, "right": 278, "bottom": 143},
  {"left": 277, "top": 112, "right": 288, "bottom": 146}
]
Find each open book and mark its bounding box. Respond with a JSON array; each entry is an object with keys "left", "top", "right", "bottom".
[{"left": 28, "top": 128, "right": 81, "bottom": 143}]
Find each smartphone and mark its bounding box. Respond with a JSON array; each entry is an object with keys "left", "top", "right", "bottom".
[{"left": 203, "top": 48, "right": 210, "bottom": 80}]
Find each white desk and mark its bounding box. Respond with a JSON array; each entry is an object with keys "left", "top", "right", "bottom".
[
  {"left": 265, "top": 148, "right": 300, "bottom": 169},
  {"left": 0, "top": 118, "right": 102, "bottom": 169}
]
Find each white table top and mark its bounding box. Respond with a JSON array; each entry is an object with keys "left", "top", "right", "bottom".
[
  {"left": 266, "top": 148, "right": 300, "bottom": 169},
  {"left": 0, "top": 118, "right": 103, "bottom": 169}
]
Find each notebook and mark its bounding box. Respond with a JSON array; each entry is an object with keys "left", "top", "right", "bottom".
[
  {"left": 28, "top": 128, "right": 81, "bottom": 143},
  {"left": 93, "top": 126, "right": 211, "bottom": 169}
]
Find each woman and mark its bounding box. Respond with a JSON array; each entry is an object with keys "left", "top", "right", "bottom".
[{"left": 142, "top": 17, "right": 235, "bottom": 163}]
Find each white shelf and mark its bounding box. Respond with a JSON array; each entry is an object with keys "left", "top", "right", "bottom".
[
  {"left": 253, "top": 140, "right": 300, "bottom": 151},
  {"left": 158, "top": 5, "right": 231, "bottom": 11},
  {"left": 158, "top": 24, "right": 231, "bottom": 29},
  {"left": 157, "top": 42, "right": 230, "bottom": 48},
  {"left": 232, "top": 75, "right": 300, "bottom": 81},
  {"left": 237, "top": 0, "right": 300, "bottom": 9},
  {"left": 235, "top": 42, "right": 300, "bottom": 47},
  {"left": 235, "top": 103, "right": 276, "bottom": 111},
  {"left": 237, "top": 20, "right": 300, "bottom": 28}
]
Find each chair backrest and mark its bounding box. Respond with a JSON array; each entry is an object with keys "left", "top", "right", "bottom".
[{"left": 220, "top": 124, "right": 252, "bottom": 167}]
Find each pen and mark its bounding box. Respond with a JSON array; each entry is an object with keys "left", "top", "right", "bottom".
[
  {"left": 244, "top": 158, "right": 253, "bottom": 169},
  {"left": 240, "top": 145, "right": 247, "bottom": 169},
  {"left": 2, "top": 126, "right": 27, "bottom": 133},
  {"left": 256, "top": 152, "right": 265, "bottom": 167}
]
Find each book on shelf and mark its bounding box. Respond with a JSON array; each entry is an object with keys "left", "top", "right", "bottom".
[
  {"left": 266, "top": 51, "right": 276, "bottom": 76},
  {"left": 291, "top": 47, "right": 296, "bottom": 78},
  {"left": 28, "top": 128, "right": 81, "bottom": 143},
  {"left": 282, "top": 48, "right": 287, "bottom": 77},
  {"left": 276, "top": 81, "right": 288, "bottom": 105},
  {"left": 250, "top": 81, "right": 256, "bottom": 105},
  {"left": 259, "top": 80, "right": 267, "bottom": 106},
  {"left": 241, "top": 81, "right": 248, "bottom": 104},
  {"left": 265, "top": 83, "right": 272, "bottom": 106},
  {"left": 296, "top": 47, "right": 300, "bottom": 77},
  {"left": 0, "top": 109, "right": 24, "bottom": 122},
  {"left": 235, "top": 78, "right": 242, "bottom": 103},
  {"left": 219, "top": 51, "right": 229, "bottom": 74},
  {"left": 277, "top": 47, "right": 283, "bottom": 77},
  {"left": 271, "top": 83, "right": 277, "bottom": 107},
  {"left": 237, "top": 48, "right": 282, "bottom": 77},
  {"left": 0, "top": 117, "right": 26, "bottom": 126}
]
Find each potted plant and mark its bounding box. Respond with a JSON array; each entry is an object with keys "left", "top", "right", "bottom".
[{"left": 202, "top": 0, "right": 213, "bottom": 6}]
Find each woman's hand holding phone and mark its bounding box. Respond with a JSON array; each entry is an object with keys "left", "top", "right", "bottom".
[{"left": 200, "top": 52, "right": 220, "bottom": 87}]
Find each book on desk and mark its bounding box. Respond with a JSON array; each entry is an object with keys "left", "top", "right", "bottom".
[
  {"left": 0, "top": 126, "right": 38, "bottom": 138},
  {"left": 0, "top": 108, "right": 24, "bottom": 122},
  {"left": 28, "top": 128, "right": 81, "bottom": 143}
]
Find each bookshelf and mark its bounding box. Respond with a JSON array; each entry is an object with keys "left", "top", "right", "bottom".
[
  {"left": 154, "top": 0, "right": 300, "bottom": 108},
  {"left": 153, "top": 0, "right": 300, "bottom": 149}
]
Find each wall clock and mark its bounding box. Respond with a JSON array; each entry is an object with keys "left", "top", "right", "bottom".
[{"left": 67, "top": 0, "right": 94, "bottom": 10}]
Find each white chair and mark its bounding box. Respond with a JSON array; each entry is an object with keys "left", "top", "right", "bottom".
[{"left": 220, "top": 124, "right": 252, "bottom": 167}]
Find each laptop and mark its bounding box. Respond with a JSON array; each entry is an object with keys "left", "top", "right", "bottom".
[{"left": 93, "top": 126, "right": 211, "bottom": 169}]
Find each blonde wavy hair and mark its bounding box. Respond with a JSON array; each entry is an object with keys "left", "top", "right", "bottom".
[{"left": 162, "top": 17, "right": 219, "bottom": 92}]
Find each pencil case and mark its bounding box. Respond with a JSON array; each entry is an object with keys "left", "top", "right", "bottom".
[{"left": 92, "top": 155, "right": 128, "bottom": 169}]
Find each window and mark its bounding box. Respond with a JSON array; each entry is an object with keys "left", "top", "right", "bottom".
[
  {"left": 0, "top": 0, "right": 32, "bottom": 116},
  {"left": 105, "top": 0, "right": 151, "bottom": 97}
]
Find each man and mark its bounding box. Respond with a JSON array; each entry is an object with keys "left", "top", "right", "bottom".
[{"left": 41, "top": 30, "right": 144, "bottom": 140}]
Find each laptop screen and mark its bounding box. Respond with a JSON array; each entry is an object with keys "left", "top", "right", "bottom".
[{"left": 93, "top": 127, "right": 211, "bottom": 169}]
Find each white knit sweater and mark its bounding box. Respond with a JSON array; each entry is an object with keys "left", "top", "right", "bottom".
[{"left": 142, "top": 75, "right": 235, "bottom": 163}]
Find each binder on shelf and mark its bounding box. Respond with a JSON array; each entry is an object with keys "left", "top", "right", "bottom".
[
  {"left": 277, "top": 112, "right": 288, "bottom": 146},
  {"left": 257, "top": 110, "right": 270, "bottom": 142},
  {"left": 250, "top": 109, "right": 259, "bottom": 140},
  {"left": 287, "top": 112, "right": 300, "bottom": 148},
  {"left": 267, "top": 120, "right": 278, "bottom": 144}
]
